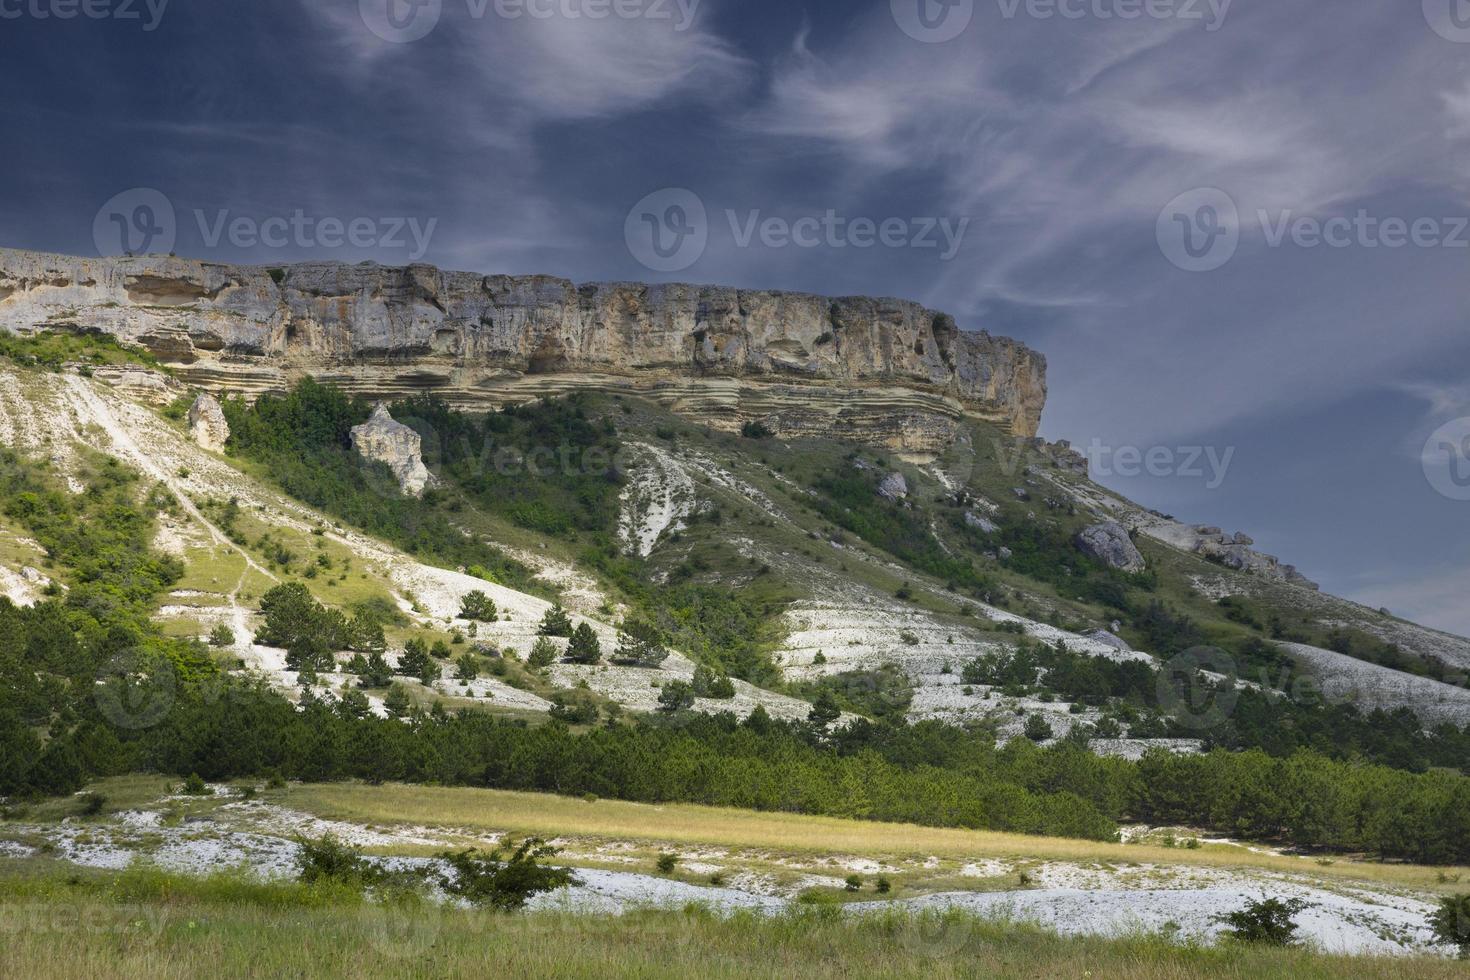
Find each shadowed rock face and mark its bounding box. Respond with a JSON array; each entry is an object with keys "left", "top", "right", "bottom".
[{"left": 0, "top": 249, "right": 1048, "bottom": 450}]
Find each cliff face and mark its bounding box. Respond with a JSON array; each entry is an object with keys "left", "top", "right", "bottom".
[{"left": 0, "top": 249, "right": 1047, "bottom": 448}]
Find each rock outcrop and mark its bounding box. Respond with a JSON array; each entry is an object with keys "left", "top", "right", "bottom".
[
  {"left": 0, "top": 249, "right": 1048, "bottom": 453},
  {"left": 187, "top": 393, "right": 230, "bottom": 452},
  {"left": 1075, "top": 521, "right": 1147, "bottom": 573},
  {"left": 350, "top": 404, "right": 431, "bottom": 497},
  {"left": 1136, "top": 521, "right": 1320, "bottom": 590},
  {"left": 877, "top": 472, "right": 909, "bottom": 501}
]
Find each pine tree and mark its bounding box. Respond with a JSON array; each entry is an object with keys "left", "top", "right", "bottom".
[
  {"left": 538, "top": 604, "right": 574, "bottom": 638},
  {"left": 565, "top": 623, "right": 602, "bottom": 665},
  {"left": 528, "top": 636, "right": 559, "bottom": 669},
  {"left": 459, "top": 590, "right": 498, "bottom": 622},
  {"left": 383, "top": 683, "right": 411, "bottom": 718},
  {"left": 808, "top": 689, "right": 841, "bottom": 727},
  {"left": 613, "top": 620, "right": 668, "bottom": 667}
]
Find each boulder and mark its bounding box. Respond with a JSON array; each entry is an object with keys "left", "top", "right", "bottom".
[
  {"left": 1084, "top": 629, "right": 1132, "bottom": 653},
  {"left": 350, "top": 404, "right": 431, "bottom": 497},
  {"left": 1075, "top": 521, "right": 1146, "bottom": 573},
  {"left": 877, "top": 471, "right": 909, "bottom": 501},
  {"left": 187, "top": 393, "right": 230, "bottom": 452},
  {"left": 964, "top": 511, "right": 998, "bottom": 534}
]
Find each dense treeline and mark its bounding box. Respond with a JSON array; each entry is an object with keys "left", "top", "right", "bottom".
[{"left": 8, "top": 669, "right": 1470, "bottom": 863}]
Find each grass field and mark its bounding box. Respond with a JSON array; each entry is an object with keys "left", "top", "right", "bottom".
[
  {"left": 0, "top": 865, "right": 1463, "bottom": 980},
  {"left": 282, "top": 782, "right": 1470, "bottom": 894}
]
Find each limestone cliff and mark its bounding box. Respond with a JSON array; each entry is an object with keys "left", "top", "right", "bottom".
[{"left": 0, "top": 249, "right": 1048, "bottom": 450}]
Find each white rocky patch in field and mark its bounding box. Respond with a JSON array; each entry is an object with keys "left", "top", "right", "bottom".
[
  {"left": 865, "top": 883, "right": 1451, "bottom": 958},
  {"left": 2, "top": 792, "right": 1458, "bottom": 958},
  {"left": 617, "top": 442, "right": 697, "bottom": 557}
]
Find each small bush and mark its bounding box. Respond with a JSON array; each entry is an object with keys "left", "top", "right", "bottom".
[
  {"left": 876, "top": 875, "right": 892, "bottom": 894},
  {"left": 437, "top": 839, "right": 577, "bottom": 912},
  {"left": 297, "top": 835, "right": 379, "bottom": 887},
  {"left": 844, "top": 874, "right": 862, "bottom": 892},
  {"left": 1223, "top": 896, "right": 1309, "bottom": 946},
  {"left": 656, "top": 853, "right": 679, "bottom": 875},
  {"left": 657, "top": 680, "right": 696, "bottom": 714},
  {"left": 208, "top": 623, "right": 236, "bottom": 648},
  {"left": 181, "top": 773, "right": 209, "bottom": 795},
  {"left": 528, "top": 636, "right": 559, "bottom": 669}
]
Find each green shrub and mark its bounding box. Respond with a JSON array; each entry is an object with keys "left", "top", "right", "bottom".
[
  {"left": 565, "top": 623, "right": 602, "bottom": 665},
  {"left": 612, "top": 620, "right": 669, "bottom": 668},
  {"left": 459, "top": 590, "right": 498, "bottom": 623},
  {"left": 657, "top": 680, "right": 696, "bottom": 714},
  {"left": 1222, "top": 897, "right": 1308, "bottom": 946},
  {"left": 437, "top": 839, "right": 577, "bottom": 911},
  {"left": 539, "top": 604, "right": 574, "bottom": 638},
  {"left": 528, "top": 637, "right": 559, "bottom": 669}
]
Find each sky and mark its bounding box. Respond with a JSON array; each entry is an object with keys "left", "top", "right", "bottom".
[{"left": 1, "top": 0, "right": 1469, "bottom": 633}]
